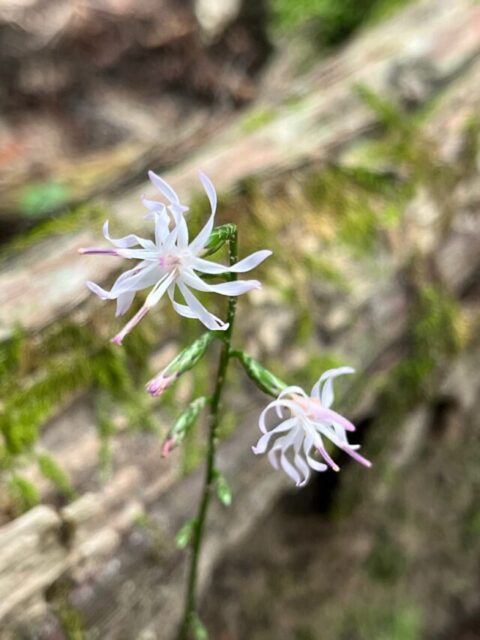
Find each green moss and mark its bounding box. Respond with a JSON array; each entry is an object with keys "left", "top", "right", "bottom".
[
  {"left": 241, "top": 108, "right": 277, "bottom": 134},
  {"left": 380, "top": 284, "right": 461, "bottom": 424},
  {"left": 7, "top": 474, "right": 40, "bottom": 512},
  {"left": 1, "top": 203, "right": 109, "bottom": 260},
  {"left": 365, "top": 537, "right": 406, "bottom": 583},
  {"left": 37, "top": 452, "right": 76, "bottom": 501},
  {"left": 340, "top": 605, "right": 422, "bottom": 640},
  {"left": 0, "top": 296, "right": 167, "bottom": 500},
  {"left": 49, "top": 581, "right": 86, "bottom": 640},
  {"left": 270, "top": 0, "right": 414, "bottom": 47},
  {"left": 20, "top": 181, "right": 70, "bottom": 217}
]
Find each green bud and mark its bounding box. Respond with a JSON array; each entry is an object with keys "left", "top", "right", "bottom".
[
  {"left": 168, "top": 332, "right": 215, "bottom": 376},
  {"left": 162, "top": 396, "right": 210, "bottom": 455},
  {"left": 214, "top": 469, "right": 232, "bottom": 507},
  {"left": 191, "top": 614, "right": 209, "bottom": 640},
  {"left": 232, "top": 350, "right": 287, "bottom": 397},
  {"left": 202, "top": 224, "right": 237, "bottom": 257},
  {"left": 175, "top": 518, "right": 197, "bottom": 549},
  {"left": 147, "top": 333, "right": 215, "bottom": 397}
]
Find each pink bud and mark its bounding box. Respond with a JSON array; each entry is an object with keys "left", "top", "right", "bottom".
[
  {"left": 161, "top": 437, "right": 175, "bottom": 458},
  {"left": 146, "top": 372, "right": 177, "bottom": 397}
]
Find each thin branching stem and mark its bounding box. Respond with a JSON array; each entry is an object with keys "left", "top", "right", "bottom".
[{"left": 177, "top": 228, "right": 238, "bottom": 640}]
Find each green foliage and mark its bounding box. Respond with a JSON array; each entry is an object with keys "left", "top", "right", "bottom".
[
  {"left": 8, "top": 474, "right": 40, "bottom": 512},
  {"left": 232, "top": 350, "right": 287, "bottom": 397},
  {"left": 365, "top": 536, "right": 406, "bottom": 583},
  {"left": 49, "top": 581, "right": 86, "bottom": 640},
  {"left": 203, "top": 224, "right": 237, "bottom": 257},
  {"left": 163, "top": 333, "right": 216, "bottom": 380},
  {"left": 241, "top": 108, "right": 277, "bottom": 134},
  {"left": 176, "top": 518, "right": 197, "bottom": 549},
  {"left": 214, "top": 469, "right": 233, "bottom": 507},
  {"left": 20, "top": 181, "right": 69, "bottom": 217},
  {"left": 304, "top": 164, "right": 410, "bottom": 256},
  {"left": 37, "top": 452, "right": 76, "bottom": 501},
  {"left": 383, "top": 284, "right": 460, "bottom": 420},
  {"left": 191, "top": 614, "right": 209, "bottom": 640},
  {"left": 2, "top": 203, "right": 109, "bottom": 259},
  {"left": 341, "top": 605, "right": 422, "bottom": 640},
  {"left": 168, "top": 396, "right": 210, "bottom": 450},
  {"left": 270, "top": 0, "right": 413, "bottom": 46},
  {"left": 0, "top": 303, "right": 162, "bottom": 500}
]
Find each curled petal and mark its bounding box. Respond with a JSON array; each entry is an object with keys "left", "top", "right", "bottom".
[
  {"left": 103, "top": 220, "right": 155, "bottom": 250},
  {"left": 86, "top": 280, "right": 110, "bottom": 300},
  {"left": 311, "top": 366, "right": 355, "bottom": 408},
  {"left": 253, "top": 418, "right": 298, "bottom": 452},
  {"left": 148, "top": 170, "right": 180, "bottom": 204},
  {"left": 198, "top": 171, "right": 217, "bottom": 215}
]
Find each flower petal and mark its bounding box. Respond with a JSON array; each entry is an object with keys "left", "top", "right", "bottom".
[
  {"left": 167, "top": 287, "right": 197, "bottom": 319},
  {"left": 111, "top": 262, "right": 161, "bottom": 296},
  {"left": 188, "top": 177, "right": 217, "bottom": 255},
  {"left": 311, "top": 366, "right": 355, "bottom": 408},
  {"left": 177, "top": 282, "right": 228, "bottom": 331},
  {"left": 115, "top": 290, "right": 136, "bottom": 316},
  {"left": 198, "top": 171, "right": 217, "bottom": 214},
  {"left": 190, "top": 250, "right": 272, "bottom": 275},
  {"left": 145, "top": 271, "right": 177, "bottom": 307},
  {"left": 103, "top": 220, "right": 155, "bottom": 250},
  {"left": 183, "top": 270, "right": 260, "bottom": 296},
  {"left": 148, "top": 170, "right": 180, "bottom": 204},
  {"left": 86, "top": 281, "right": 110, "bottom": 299}
]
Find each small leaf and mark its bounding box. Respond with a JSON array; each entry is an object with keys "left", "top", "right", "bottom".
[
  {"left": 191, "top": 613, "right": 209, "bottom": 640},
  {"left": 175, "top": 518, "right": 197, "bottom": 549},
  {"left": 215, "top": 470, "right": 232, "bottom": 507}
]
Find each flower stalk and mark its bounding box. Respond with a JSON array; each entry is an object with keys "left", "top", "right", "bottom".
[{"left": 177, "top": 227, "right": 238, "bottom": 640}]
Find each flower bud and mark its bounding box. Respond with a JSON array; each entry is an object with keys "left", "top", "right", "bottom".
[
  {"left": 161, "top": 396, "right": 209, "bottom": 455},
  {"left": 201, "top": 223, "right": 237, "bottom": 257},
  {"left": 232, "top": 350, "right": 287, "bottom": 397},
  {"left": 147, "top": 332, "right": 215, "bottom": 397}
]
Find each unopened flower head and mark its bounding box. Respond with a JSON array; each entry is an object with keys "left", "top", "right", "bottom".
[
  {"left": 252, "top": 367, "right": 371, "bottom": 487},
  {"left": 80, "top": 171, "right": 271, "bottom": 343},
  {"left": 146, "top": 372, "right": 177, "bottom": 397}
]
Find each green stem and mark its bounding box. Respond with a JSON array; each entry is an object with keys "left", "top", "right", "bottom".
[{"left": 177, "top": 229, "right": 238, "bottom": 640}]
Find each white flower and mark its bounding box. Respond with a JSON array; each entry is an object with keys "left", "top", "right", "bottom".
[
  {"left": 252, "top": 367, "right": 371, "bottom": 487},
  {"left": 80, "top": 172, "right": 271, "bottom": 343}
]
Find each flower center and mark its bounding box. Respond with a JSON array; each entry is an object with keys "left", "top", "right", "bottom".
[
  {"left": 291, "top": 394, "right": 323, "bottom": 420},
  {"left": 159, "top": 255, "right": 182, "bottom": 269}
]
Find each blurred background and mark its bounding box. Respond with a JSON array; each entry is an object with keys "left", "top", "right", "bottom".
[{"left": 0, "top": 0, "right": 479, "bottom": 638}]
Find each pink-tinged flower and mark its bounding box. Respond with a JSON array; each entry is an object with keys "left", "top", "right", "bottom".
[
  {"left": 80, "top": 172, "right": 271, "bottom": 343},
  {"left": 252, "top": 367, "right": 371, "bottom": 487}
]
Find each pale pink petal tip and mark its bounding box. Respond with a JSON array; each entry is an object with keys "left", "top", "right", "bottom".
[
  {"left": 146, "top": 373, "right": 176, "bottom": 397},
  {"left": 161, "top": 438, "right": 175, "bottom": 458}
]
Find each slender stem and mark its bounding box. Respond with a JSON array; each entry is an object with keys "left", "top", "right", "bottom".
[{"left": 177, "top": 230, "right": 238, "bottom": 640}]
